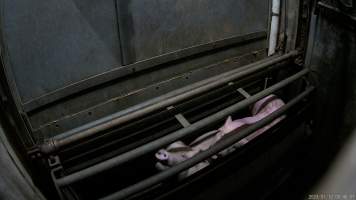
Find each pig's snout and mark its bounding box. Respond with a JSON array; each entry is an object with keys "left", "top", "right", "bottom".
[{"left": 156, "top": 150, "right": 169, "bottom": 161}]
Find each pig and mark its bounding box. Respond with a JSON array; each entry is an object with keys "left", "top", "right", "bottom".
[{"left": 155, "top": 94, "right": 286, "bottom": 178}]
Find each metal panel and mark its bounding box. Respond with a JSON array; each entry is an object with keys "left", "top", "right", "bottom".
[
  {"left": 0, "top": 0, "right": 272, "bottom": 141},
  {"left": 0, "top": 0, "right": 270, "bottom": 108},
  {"left": 117, "top": 0, "right": 270, "bottom": 63},
  {"left": 22, "top": 31, "right": 266, "bottom": 112},
  {"left": 30, "top": 40, "right": 267, "bottom": 140},
  {"left": 1, "top": 0, "right": 122, "bottom": 103}
]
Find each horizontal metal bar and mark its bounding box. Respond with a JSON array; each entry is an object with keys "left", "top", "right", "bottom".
[
  {"left": 23, "top": 31, "right": 267, "bottom": 112},
  {"left": 100, "top": 86, "right": 315, "bottom": 200},
  {"left": 39, "top": 51, "right": 300, "bottom": 154},
  {"left": 55, "top": 68, "right": 309, "bottom": 186}
]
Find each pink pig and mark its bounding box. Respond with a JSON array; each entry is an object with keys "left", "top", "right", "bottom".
[
  {"left": 218, "top": 95, "right": 285, "bottom": 156},
  {"left": 219, "top": 94, "right": 285, "bottom": 142},
  {"left": 155, "top": 94, "right": 285, "bottom": 178}
]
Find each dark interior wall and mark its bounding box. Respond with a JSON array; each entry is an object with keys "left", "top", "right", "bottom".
[
  {"left": 274, "top": 2, "right": 356, "bottom": 199},
  {"left": 307, "top": 1, "right": 356, "bottom": 149},
  {"left": 251, "top": 3, "right": 356, "bottom": 199}
]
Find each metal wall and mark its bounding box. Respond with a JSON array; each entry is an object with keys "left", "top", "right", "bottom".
[
  {"left": 117, "top": 0, "right": 269, "bottom": 63},
  {"left": 1, "top": 0, "right": 122, "bottom": 103},
  {"left": 0, "top": 0, "right": 271, "bottom": 142},
  {"left": 279, "top": 2, "right": 356, "bottom": 198},
  {"left": 307, "top": 0, "right": 356, "bottom": 143}
]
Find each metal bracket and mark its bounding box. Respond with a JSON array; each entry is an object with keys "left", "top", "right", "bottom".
[
  {"left": 294, "top": 56, "right": 304, "bottom": 67},
  {"left": 175, "top": 114, "right": 191, "bottom": 128},
  {"left": 51, "top": 166, "right": 66, "bottom": 200},
  {"left": 49, "top": 156, "right": 79, "bottom": 200},
  {"left": 167, "top": 106, "right": 191, "bottom": 128},
  {"left": 237, "top": 88, "right": 251, "bottom": 99},
  {"left": 48, "top": 155, "right": 62, "bottom": 168},
  {"left": 48, "top": 156, "right": 68, "bottom": 200},
  {"left": 264, "top": 77, "right": 273, "bottom": 89}
]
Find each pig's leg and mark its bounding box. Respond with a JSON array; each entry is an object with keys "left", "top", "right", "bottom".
[
  {"left": 179, "top": 161, "right": 210, "bottom": 179},
  {"left": 155, "top": 162, "right": 170, "bottom": 171}
]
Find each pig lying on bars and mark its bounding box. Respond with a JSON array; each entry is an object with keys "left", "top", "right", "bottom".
[{"left": 155, "top": 94, "right": 286, "bottom": 179}]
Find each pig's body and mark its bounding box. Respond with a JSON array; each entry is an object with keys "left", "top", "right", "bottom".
[
  {"left": 220, "top": 95, "right": 285, "bottom": 144},
  {"left": 155, "top": 94, "right": 285, "bottom": 178}
]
